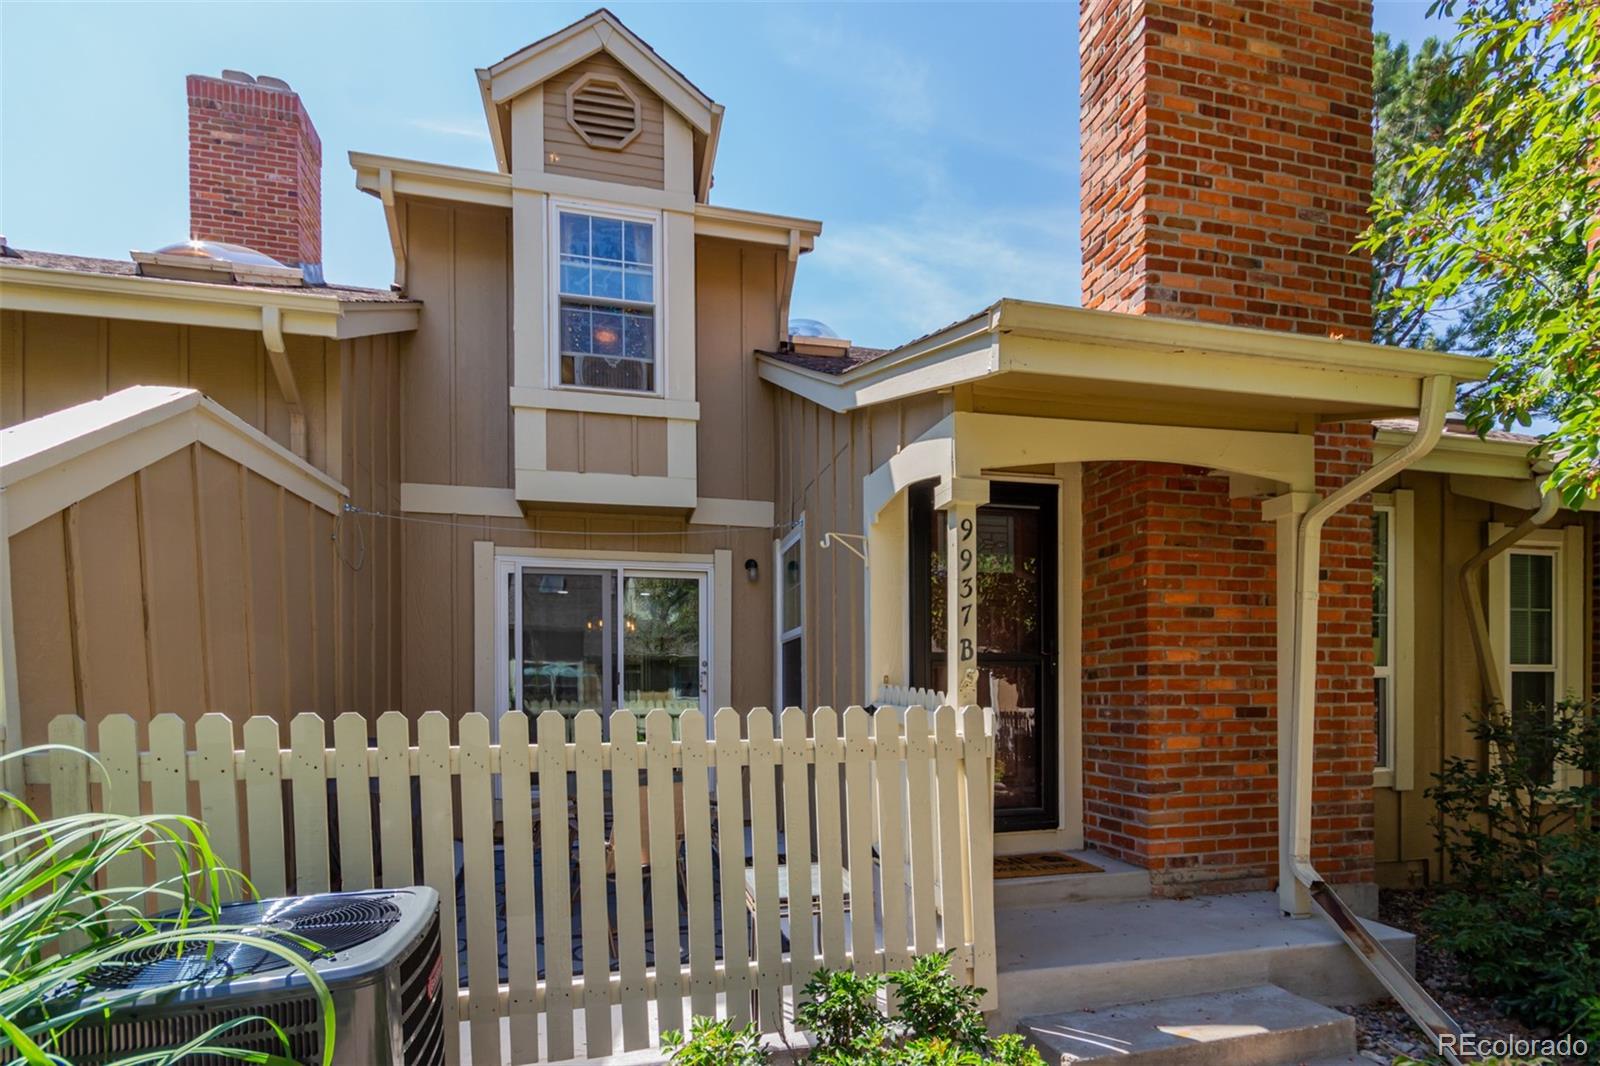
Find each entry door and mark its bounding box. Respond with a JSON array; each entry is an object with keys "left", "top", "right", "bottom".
[
  {"left": 502, "top": 563, "right": 708, "bottom": 722},
  {"left": 911, "top": 481, "right": 1059, "bottom": 832}
]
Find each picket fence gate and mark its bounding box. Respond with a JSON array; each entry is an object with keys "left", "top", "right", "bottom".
[{"left": 32, "top": 705, "right": 997, "bottom": 1066}]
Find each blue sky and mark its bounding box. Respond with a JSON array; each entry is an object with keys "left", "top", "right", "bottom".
[{"left": 2, "top": 2, "right": 1453, "bottom": 349}]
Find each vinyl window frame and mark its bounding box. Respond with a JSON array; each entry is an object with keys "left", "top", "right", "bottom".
[
  {"left": 547, "top": 197, "right": 665, "bottom": 398},
  {"left": 774, "top": 518, "right": 805, "bottom": 711},
  {"left": 1487, "top": 523, "right": 1588, "bottom": 789},
  {"left": 1372, "top": 490, "right": 1415, "bottom": 791},
  {"left": 492, "top": 552, "right": 713, "bottom": 724}
]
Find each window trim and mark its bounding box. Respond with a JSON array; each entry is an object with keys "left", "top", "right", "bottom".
[
  {"left": 493, "top": 552, "right": 713, "bottom": 729},
  {"left": 774, "top": 517, "right": 805, "bottom": 711},
  {"left": 1372, "top": 503, "right": 1396, "bottom": 778},
  {"left": 1372, "top": 490, "right": 1415, "bottom": 791},
  {"left": 1488, "top": 523, "right": 1588, "bottom": 788},
  {"left": 547, "top": 197, "right": 666, "bottom": 398}
]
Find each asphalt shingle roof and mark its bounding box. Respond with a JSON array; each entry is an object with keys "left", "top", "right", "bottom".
[{"left": 1, "top": 247, "right": 408, "bottom": 304}]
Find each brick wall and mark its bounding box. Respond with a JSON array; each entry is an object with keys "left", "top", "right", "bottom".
[
  {"left": 1076, "top": 0, "right": 1377, "bottom": 895},
  {"left": 1079, "top": 0, "right": 1373, "bottom": 336},
  {"left": 187, "top": 74, "right": 321, "bottom": 270},
  {"left": 1079, "top": 438, "right": 1376, "bottom": 893}
]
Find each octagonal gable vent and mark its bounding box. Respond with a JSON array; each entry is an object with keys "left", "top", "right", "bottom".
[{"left": 566, "top": 73, "right": 642, "bottom": 150}]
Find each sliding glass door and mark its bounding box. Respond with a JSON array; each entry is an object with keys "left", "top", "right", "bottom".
[{"left": 499, "top": 560, "right": 709, "bottom": 726}]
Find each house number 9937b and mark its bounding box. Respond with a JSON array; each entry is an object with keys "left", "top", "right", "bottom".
[{"left": 958, "top": 515, "right": 975, "bottom": 666}]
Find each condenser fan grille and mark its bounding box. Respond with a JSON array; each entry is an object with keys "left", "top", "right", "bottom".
[{"left": 84, "top": 894, "right": 404, "bottom": 991}]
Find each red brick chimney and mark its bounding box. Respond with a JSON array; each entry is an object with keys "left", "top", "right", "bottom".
[
  {"left": 187, "top": 71, "right": 322, "bottom": 273},
  {"left": 1074, "top": 2, "right": 1379, "bottom": 901},
  {"left": 1079, "top": 1, "right": 1374, "bottom": 339}
]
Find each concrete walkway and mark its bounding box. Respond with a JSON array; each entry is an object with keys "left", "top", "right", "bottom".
[{"left": 993, "top": 891, "right": 1413, "bottom": 1033}]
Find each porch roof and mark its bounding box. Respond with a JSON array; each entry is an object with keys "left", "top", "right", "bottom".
[{"left": 757, "top": 299, "right": 1487, "bottom": 431}]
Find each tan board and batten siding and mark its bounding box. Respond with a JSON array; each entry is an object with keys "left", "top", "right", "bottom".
[
  {"left": 2, "top": 309, "right": 334, "bottom": 473},
  {"left": 10, "top": 446, "right": 337, "bottom": 741},
  {"left": 5, "top": 314, "right": 404, "bottom": 737},
  {"left": 1372, "top": 470, "right": 1596, "bottom": 888},
  {"left": 774, "top": 387, "right": 952, "bottom": 709},
  {"left": 387, "top": 199, "right": 788, "bottom": 717},
  {"left": 542, "top": 52, "right": 666, "bottom": 190}
]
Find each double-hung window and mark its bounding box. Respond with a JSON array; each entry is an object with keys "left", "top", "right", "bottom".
[
  {"left": 1372, "top": 505, "right": 1395, "bottom": 774},
  {"left": 555, "top": 205, "right": 659, "bottom": 393},
  {"left": 1507, "top": 548, "right": 1559, "bottom": 782},
  {"left": 1490, "top": 524, "right": 1587, "bottom": 788},
  {"left": 1371, "top": 490, "right": 1415, "bottom": 790},
  {"left": 1506, "top": 549, "right": 1558, "bottom": 719}
]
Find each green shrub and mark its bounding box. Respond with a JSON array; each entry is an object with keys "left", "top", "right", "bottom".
[
  {"left": 665, "top": 952, "right": 1044, "bottom": 1066},
  {"left": 663, "top": 1018, "right": 772, "bottom": 1066},
  {"left": 0, "top": 745, "right": 336, "bottom": 1064},
  {"left": 1427, "top": 696, "right": 1600, "bottom": 1042}
]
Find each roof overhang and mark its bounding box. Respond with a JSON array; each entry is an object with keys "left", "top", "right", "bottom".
[
  {"left": 758, "top": 299, "right": 1488, "bottom": 431},
  {"left": 1373, "top": 426, "right": 1541, "bottom": 480},
  {"left": 349, "top": 152, "right": 819, "bottom": 249},
  {"left": 0, "top": 262, "right": 420, "bottom": 340},
  {"left": 475, "top": 9, "right": 723, "bottom": 196},
  {"left": 2, "top": 386, "right": 348, "bottom": 536}
]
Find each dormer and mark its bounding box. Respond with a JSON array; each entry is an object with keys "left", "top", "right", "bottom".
[
  {"left": 477, "top": 10, "right": 726, "bottom": 511},
  {"left": 477, "top": 9, "right": 723, "bottom": 199}
]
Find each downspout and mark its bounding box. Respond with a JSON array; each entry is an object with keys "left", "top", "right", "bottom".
[
  {"left": 1286, "top": 374, "right": 1463, "bottom": 1062},
  {"left": 1460, "top": 479, "right": 1561, "bottom": 705},
  {"left": 1288, "top": 374, "right": 1452, "bottom": 888}
]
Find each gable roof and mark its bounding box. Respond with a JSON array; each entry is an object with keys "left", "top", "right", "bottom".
[
  {"left": 2, "top": 386, "right": 347, "bottom": 536},
  {"left": 476, "top": 8, "right": 723, "bottom": 197}
]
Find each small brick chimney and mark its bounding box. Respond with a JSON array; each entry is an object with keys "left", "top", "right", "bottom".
[
  {"left": 1074, "top": 2, "right": 1380, "bottom": 901},
  {"left": 187, "top": 71, "right": 322, "bottom": 274},
  {"left": 1078, "top": 1, "right": 1374, "bottom": 340}
]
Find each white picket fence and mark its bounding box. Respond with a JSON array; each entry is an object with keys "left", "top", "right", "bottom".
[
  {"left": 876, "top": 684, "right": 947, "bottom": 709},
  {"left": 31, "top": 706, "right": 997, "bottom": 1065}
]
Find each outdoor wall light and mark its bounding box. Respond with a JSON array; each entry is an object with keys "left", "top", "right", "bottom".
[{"left": 745, "top": 558, "right": 760, "bottom": 582}]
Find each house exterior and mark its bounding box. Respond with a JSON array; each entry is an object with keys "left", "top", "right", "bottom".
[{"left": 2, "top": 1, "right": 1596, "bottom": 938}]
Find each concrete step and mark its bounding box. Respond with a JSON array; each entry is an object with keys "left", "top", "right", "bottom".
[
  {"left": 1018, "top": 984, "right": 1356, "bottom": 1066},
  {"left": 994, "top": 851, "right": 1151, "bottom": 909},
  {"left": 993, "top": 892, "right": 1414, "bottom": 1033}
]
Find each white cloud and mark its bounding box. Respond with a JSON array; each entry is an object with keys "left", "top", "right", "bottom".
[
  {"left": 795, "top": 203, "right": 1083, "bottom": 348},
  {"left": 409, "top": 117, "right": 490, "bottom": 142}
]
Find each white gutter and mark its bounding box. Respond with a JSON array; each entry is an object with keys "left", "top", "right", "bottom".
[{"left": 1460, "top": 480, "right": 1562, "bottom": 705}]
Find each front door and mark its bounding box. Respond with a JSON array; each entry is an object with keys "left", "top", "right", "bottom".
[{"left": 911, "top": 480, "right": 1059, "bottom": 832}]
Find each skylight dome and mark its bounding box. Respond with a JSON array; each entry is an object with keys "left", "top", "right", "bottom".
[
  {"left": 152, "top": 240, "right": 291, "bottom": 268},
  {"left": 788, "top": 318, "right": 839, "bottom": 339},
  {"left": 131, "top": 239, "right": 305, "bottom": 286}
]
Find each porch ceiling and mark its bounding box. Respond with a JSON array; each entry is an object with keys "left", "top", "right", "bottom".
[{"left": 757, "top": 299, "right": 1487, "bottom": 431}]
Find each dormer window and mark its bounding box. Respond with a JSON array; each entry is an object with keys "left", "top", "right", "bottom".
[{"left": 554, "top": 203, "right": 660, "bottom": 393}]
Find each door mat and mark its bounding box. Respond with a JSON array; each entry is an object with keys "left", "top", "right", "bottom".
[{"left": 993, "top": 852, "right": 1103, "bottom": 879}]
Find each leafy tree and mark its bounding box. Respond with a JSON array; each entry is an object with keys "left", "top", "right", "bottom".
[
  {"left": 1361, "top": 0, "right": 1600, "bottom": 506},
  {"left": 1370, "top": 32, "right": 1478, "bottom": 350}
]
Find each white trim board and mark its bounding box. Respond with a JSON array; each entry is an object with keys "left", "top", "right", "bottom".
[
  {"left": 2, "top": 386, "right": 347, "bottom": 534},
  {"left": 401, "top": 482, "right": 774, "bottom": 529},
  {"left": 514, "top": 469, "right": 697, "bottom": 510}
]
